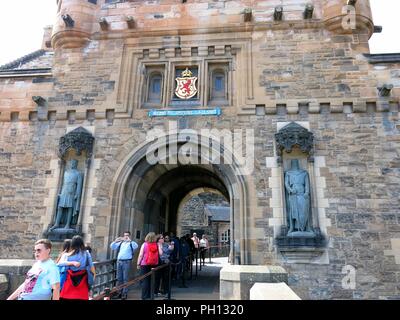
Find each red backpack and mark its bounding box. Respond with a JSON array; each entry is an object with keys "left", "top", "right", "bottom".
[{"left": 145, "top": 242, "right": 159, "bottom": 266}]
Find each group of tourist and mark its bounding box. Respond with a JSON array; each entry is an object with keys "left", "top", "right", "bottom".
[
  {"left": 114, "top": 231, "right": 209, "bottom": 300},
  {"left": 6, "top": 231, "right": 210, "bottom": 300},
  {"left": 7, "top": 235, "right": 95, "bottom": 300}
]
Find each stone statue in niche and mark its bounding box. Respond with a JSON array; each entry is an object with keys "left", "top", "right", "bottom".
[
  {"left": 50, "top": 159, "right": 83, "bottom": 231},
  {"left": 284, "top": 159, "right": 314, "bottom": 236}
]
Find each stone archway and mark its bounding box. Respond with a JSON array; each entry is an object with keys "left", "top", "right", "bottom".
[{"left": 106, "top": 132, "right": 251, "bottom": 264}]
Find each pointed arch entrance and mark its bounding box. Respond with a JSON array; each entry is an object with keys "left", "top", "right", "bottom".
[{"left": 107, "top": 133, "right": 250, "bottom": 264}]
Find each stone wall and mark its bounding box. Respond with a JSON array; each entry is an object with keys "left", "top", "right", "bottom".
[
  {"left": 0, "top": 100, "right": 398, "bottom": 299},
  {"left": 177, "top": 191, "right": 229, "bottom": 244},
  {"left": 0, "top": 0, "right": 399, "bottom": 299}
]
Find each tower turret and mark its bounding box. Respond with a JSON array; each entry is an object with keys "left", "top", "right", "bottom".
[{"left": 51, "top": 0, "right": 98, "bottom": 49}]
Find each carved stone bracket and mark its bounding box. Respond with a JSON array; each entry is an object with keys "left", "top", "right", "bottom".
[
  {"left": 43, "top": 227, "right": 83, "bottom": 243},
  {"left": 276, "top": 226, "right": 325, "bottom": 248},
  {"left": 58, "top": 127, "right": 95, "bottom": 160},
  {"left": 275, "top": 227, "right": 326, "bottom": 263},
  {"left": 275, "top": 122, "right": 314, "bottom": 163}
]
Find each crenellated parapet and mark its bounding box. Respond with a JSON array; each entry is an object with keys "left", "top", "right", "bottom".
[{"left": 49, "top": 1, "right": 376, "bottom": 50}]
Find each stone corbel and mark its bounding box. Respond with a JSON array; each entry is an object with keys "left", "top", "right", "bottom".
[
  {"left": 274, "top": 6, "right": 283, "bottom": 21},
  {"left": 99, "top": 17, "right": 109, "bottom": 31},
  {"left": 62, "top": 14, "right": 75, "bottom": 28},
  {"left": 378, "top": 84, "right": 393, "bottom": 97},
  {"left": 243, "top": 8, "right": 252, "bottom": 23},
  {"left": 32, "top": 96, "right": 48, "bottom": 121},
  {"left": 303, "top": 4, "right": 314, "bottom": 19},
  {"left": 126, "top": 16, "right": 135, "bottom": 29}
]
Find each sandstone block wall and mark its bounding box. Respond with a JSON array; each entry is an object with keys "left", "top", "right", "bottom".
[{"left": 0, "top": 0, "right": 399, "bottom": 299}]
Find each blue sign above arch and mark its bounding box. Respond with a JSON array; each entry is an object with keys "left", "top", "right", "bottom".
[{"left": 148, "top": 108, "right": 222, "bottom": 117}]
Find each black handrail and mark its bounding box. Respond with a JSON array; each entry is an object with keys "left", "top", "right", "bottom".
[
  {"left": 94, "top": 260, "right": 182, "bottom": 300},
  {"left": 93, "top": 245, "right": 230, "bottom": 300}
]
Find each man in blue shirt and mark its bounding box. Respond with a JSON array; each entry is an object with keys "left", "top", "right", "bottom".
[{"left": 110, "top": 231, "right": 138, "bottom": 299}]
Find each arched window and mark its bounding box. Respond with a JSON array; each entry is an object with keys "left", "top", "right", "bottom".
[
  {"left": 213, "top": 71, "right": 225, "bottom": 97},
  {"left": 148, "top": 73, "right": 162, "bottom": 104},
  {"left": 209, "top": 65, "right": 229, "bottom": 106},
  {"left": 141, "top": 65, "right": 165, "bottom": 108}
]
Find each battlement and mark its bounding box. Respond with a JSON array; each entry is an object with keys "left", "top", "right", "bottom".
[{"left": 51, "top": 0, "right": 374, "bottom": 49}]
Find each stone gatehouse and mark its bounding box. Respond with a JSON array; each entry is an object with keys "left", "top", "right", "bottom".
[{"left": 0, "top": 0, "right": 399, "bottom": 299}]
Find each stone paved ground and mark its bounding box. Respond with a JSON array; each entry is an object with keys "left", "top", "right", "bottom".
[{"left": 126, "top": 257, "right": 229, "bottom": 300}]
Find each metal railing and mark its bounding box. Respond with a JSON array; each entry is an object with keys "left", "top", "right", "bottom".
[
  {"left": 91, "top": 259, "right": 117, "bottom": 297},
  {"left": 91, "top": 245, "right": 230, "bottom": 300},
  {"left": 93, "top": 262, "right": 173, "bottom": 300},
  {"left": 196, "top": 244, "right": 230, "bottom": 271}
]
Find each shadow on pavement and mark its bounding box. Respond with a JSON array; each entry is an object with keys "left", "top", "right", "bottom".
[{"left": 127, "top": 257, "right": 229, "bottom": 300}]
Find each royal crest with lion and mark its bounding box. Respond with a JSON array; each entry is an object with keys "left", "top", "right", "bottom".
[{"left": 175, "top": 68, "right": 198, "bottom": 100}]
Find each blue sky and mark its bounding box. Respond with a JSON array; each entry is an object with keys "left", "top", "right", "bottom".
[{"left": 0, "top": 0, "right": 398, "bottom": 66}]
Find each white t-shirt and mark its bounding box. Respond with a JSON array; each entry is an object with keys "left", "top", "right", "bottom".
[
  {"left": 199, "top": 239, "right": 208, "bottom": 248},
  {"left": 19, "top": 259, "right": 60, "bottom": 300}
]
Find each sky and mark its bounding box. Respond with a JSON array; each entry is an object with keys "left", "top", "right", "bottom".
[{"left": 0, "top": 0, "right": 398, "bottom": 66}]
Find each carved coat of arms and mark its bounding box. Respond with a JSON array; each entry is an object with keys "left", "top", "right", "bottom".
[{"left": 175, "top": 68, "right": 198, "bottom": 100}]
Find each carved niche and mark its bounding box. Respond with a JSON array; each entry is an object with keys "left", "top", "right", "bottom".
[
  {"left": 274, "top": 122, "right": 314, "bottom": 163},
  {"left": 274, "top": 123, "right": 325, "bottom": 262},
  {"left": 58, "top": 127, "right": 95, "bottom": 160},
  {"left": 45, "top": 127, "right": 94, "bottom": 241}
]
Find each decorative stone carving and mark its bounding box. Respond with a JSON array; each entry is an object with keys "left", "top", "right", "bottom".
[
  {"left": 126, "top": 16, "right": 135, "bottom": 29},
  {"left": 58, "top": 127, "right": 94, "bottom": 160},
  {"left": 62, "top": 14, "right": 75, "bottom": 28},
  {"left": 303, "top": 3, "right": 314, "bottom": 19},
  {"left": 275, "top": 122, "right": 314, "bottom": 163},
  {"left": 32, "top": 96, "right": 48, "bottom": 121},
  {"left": 378, "top": 84, "right": 393, "bottom": 97},
  {"left": 243, "top": 8, "right": 252, "bottom": 22},
  {"left": 274, "top": 6, "right": 283, "bottom": 21},
  {"left": 32, "top": 96, "right": 46, "bottom": 106}
]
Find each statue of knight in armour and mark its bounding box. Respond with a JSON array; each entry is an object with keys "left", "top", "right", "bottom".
[
  {"left": 284, "top": 159, "right": 313, "bottom": 235},
  {"left": 50, "top": 159, "right": 83, "bottom": 230}
]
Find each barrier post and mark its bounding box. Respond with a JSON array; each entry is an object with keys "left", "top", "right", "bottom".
[
  {"left": 189, "top": 253, "right": 193, "bottom": 280},
  {"left": 167, "top": 263, "right": 172, "bottom": 300},
  {"left": 104, "top": 287, "right": 111, "bottom": 300},
  {"left": 199, "top": 249, "right": 202, "bottom": 271},
  {"left": 195, "top": 249, "right": 198, "bottom": 278},
  {"left": 150, "top": 268, "right": 155, "bottom": 300}
]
